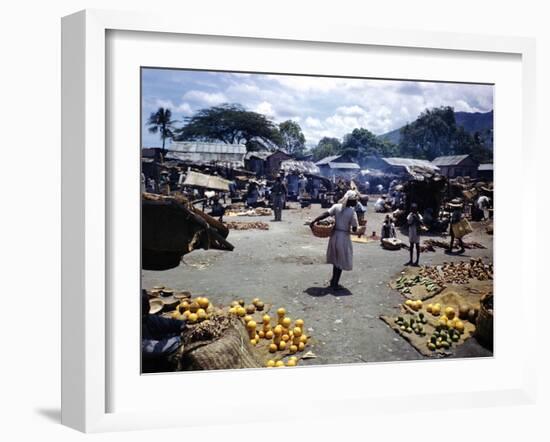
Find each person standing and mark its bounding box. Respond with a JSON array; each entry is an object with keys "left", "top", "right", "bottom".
[
  {"left": 246, "top": 181, "right": 259, "bottom": 207},
  {"left": 406, "top": 203, "right": 423, "bottom": 266},
  {"left": 271, "top": 175, "right": 287, "bottom": 221},
  {"left": 310, "top": 190, "right": 359, "bottom": 289},
  {"left": 448, "top": 199, "right": 466, "bottom": 253}
]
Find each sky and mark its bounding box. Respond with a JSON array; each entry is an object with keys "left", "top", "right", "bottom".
[{"left": 141, "top": 68, "right": 493, "bottom": 149}]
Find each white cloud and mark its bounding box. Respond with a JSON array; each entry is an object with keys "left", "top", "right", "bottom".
[
  {"left": 152, "top": 99, "right": 193, "bottom": 116},
  {"left": 142, "top": 69, "right": 493, "bottom": 148},
  {"left": 182, "top": 90, "right": 227, "bottom": 106},
  {"left": 254, "top": 101, "right": 276, "bottom": 117},
  {"left": 305, "top": 116, "right": 322, "bottom": 128}
]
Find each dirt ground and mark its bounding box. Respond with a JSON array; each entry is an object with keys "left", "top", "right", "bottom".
[{"left": 142, "top": 201, "right": 494, "bottom": 366}]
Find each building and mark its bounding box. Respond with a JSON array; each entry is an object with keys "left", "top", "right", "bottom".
[
  {"left": 265, "top": 150, "right": 292, "bottom": 177},
  {"left": 315, "top": 154, "right": 360, "bottom": 178},
  {"left": 431, "top": 154, "right": 479, "bottom": 178},
  {"left": 244, "top": 151, "right": 271, "bottom": 176},
  {"left": 166, "top": 141, "right": 247, "bottom": 168},
  {"left": 477, "top": 163, "right": 494, "bottom": 181}
]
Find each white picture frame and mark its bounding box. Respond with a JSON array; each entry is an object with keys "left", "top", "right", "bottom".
[{"left": 61, "top": 9, "right": 537, "bottom": 433}]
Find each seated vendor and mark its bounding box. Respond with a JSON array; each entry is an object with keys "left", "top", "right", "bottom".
[
  {"left": 374, "top": 195, "right": 389, "bottom": 213},
  {"left": 209, "top": 197, "right": 226, "bottom": 222},
  {"left": 142, "top": 290, "right": 187, "bottom": 373},
  {"left": 380, "top": 215, "right": 397, "bottom": 242}
]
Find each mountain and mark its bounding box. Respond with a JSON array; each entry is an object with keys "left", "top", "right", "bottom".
[
  {"left": 378, "top": 110, "right": 493, "bottom": 148},
  {"left": 455, "top": 110, "right": 493, "bottom": 134}
]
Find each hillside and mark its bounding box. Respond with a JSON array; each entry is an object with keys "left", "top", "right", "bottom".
[{"left": 378, "top": 110, "right": 493, "bottom": 147}]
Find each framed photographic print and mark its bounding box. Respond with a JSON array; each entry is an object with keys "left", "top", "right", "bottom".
[{"left": 62, "top": 9, "right": 537, "bottom": 432}]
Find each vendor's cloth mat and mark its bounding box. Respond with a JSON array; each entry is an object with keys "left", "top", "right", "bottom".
[
  {"left": 389, "top": 267, "right": 493, "bottom": 301},
  {"left": 381, "top": 291, "right": 477, "bottom": 357}
]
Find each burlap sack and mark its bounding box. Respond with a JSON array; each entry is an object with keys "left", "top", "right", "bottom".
[{"left": 180, "top": 315, "right": 263, "bottom": 370}]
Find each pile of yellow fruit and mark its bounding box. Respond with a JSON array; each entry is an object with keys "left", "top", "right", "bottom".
[
  {"left": 404, "top": 299, "right": 423, "bottom": 311},
  {"left": 266, "top": 356, "right": 298, "bottom": 368},
  {"left": 426, "top": 302, "right": 442, "bottom": 316},
  {"left": 171, "top": 296, "right": 211, "bottom": 323},
  {"left": 229, "top": 301, "right": 309, "bottom": 367}
]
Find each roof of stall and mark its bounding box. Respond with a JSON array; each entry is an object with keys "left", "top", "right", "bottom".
[
  {"left": 280, "top": 160, "right": 320, "bottom": 175},
  {"left": 183, "top": 171, "right": 232, "bottom": 192},
  {"left": 478, "top": 163, "right": 494, "bottom": 171},
  {"left": 328, "top": 162, "right": 360, "bottom": 170},
  {"left": 431, "top": 154, "right": 471, "bottom": 166},
  {"left": 315, "top": 155, "right": 343, "bottom": 165}
]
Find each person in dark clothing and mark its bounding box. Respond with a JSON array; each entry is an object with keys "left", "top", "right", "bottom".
[
  {"left": 271, "top": 175, "right": 287, "bottom": 221},
  {"left": 380, "top": 215, "right": 396, "bottom": 242},
  {"left": 142, "top": 290, "right": 186, "bottom": 372},
  {"left": 209, "top": 197, "right": 226, "bottom": 222}
]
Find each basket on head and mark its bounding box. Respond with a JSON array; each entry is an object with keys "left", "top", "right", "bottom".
[{"left": 311, "top": 222, "right": 334, "bottom": 238}]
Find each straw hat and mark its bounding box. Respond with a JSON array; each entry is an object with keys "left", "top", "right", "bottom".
[{"left": 148, "top": 298, "right": 164, "bottom": 315}]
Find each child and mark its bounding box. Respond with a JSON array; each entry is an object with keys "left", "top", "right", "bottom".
[{"left": 406, "top": 203, "right": 423, "bottom": 266}]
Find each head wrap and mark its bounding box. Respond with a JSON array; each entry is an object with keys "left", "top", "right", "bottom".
[{"left": 339, "top": 190, "right": 359, "bottom": 206}]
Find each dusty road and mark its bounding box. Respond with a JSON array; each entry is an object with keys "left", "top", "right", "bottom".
[{"left": 142, "top": 202, "right": 493, "bottom": 366}]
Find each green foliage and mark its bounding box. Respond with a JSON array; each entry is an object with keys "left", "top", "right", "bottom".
[
  {"left": 341, "top": 128, "right": 397, "bottom": 162},
  {"left": 311, "top": 137, "right": 342, "bottom": 161},
  {"left": 398, "top": 106, "right": 455, "bottom": 159},
  {"left": 147, "top": 107, "right": 176, "bottom": 152},
  {"left": 398, "top": 106, "right": 492, "bottom": 161},
  {"left": 174, "top": 103, "right": 281, "bottom": 151},
  {"left": 278, "top": 120, "right": 306, "bottom": 156}
]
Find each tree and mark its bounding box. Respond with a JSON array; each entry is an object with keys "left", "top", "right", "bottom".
[
  {"left": 147, "top": 107, "right": 176, "bottom": 155},
  {"left": 398, "top": 106, "right": 493, "bottom": 162},
  {"left": 174, "top": 103, "right": 281, "bottom": 151},
  {"left": 340, "top": 128, "right": 396, "bottom": 163},
  {"left": 398, "top": 106, "right": 456, "bottom": 160},
  {"left": 278, "top": 120, "right": 306, "bottom": 156},
  {"left": 311, "top": 137, "right": 342, "bottom": 161}
]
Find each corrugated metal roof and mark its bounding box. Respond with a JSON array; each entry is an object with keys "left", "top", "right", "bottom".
[
  {"left": 245, "top": 150, "right": 272, "bottom": 160},
  {"left": 431, "top": 154, "right": 471, "bottom": 166},
  {"left": 280, "top": 160, "right": 320, "bottom": 175},
  {"left": 170, "top": 141, "right": 247, "bottom": 154},
  {"left": 478, "top": 163, "right": 494, "bottom": 171},
  {"left": 328, "top": 162, "right": 360, "bottom": 169},
  {"left": 315, "top": 155, "right": 342, "bottom": 165},
  {"left": 382, "top": 157, "right": 439, "bottom": 170}
]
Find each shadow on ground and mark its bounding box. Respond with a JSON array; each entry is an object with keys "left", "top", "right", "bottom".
[
  {"left": 304, "top": 286, "right": 353, "bottom": 297},
  {"left": 35, "top": 408, "right": 61, "bottom": 423}
]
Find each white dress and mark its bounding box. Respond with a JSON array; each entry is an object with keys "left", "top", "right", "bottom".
[{"left": 326, "top": 204, "right": 358, "bottom": 271}]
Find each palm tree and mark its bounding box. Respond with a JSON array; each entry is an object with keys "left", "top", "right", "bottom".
[{"left": 147, "top": 107, "right": 175, "bottom": 156}]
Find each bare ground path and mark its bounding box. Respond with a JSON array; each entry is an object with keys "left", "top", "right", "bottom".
[{"left": 142, "top": 202, "right": 493, "bottom": 366}]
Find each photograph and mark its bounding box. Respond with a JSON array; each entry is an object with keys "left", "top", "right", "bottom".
[{"left": 140, "top": 68, "right": 494, "bottom": 373}]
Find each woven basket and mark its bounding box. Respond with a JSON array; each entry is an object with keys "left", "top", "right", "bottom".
[
  {"left": 312, "top": 222, "right": 334, "bottom": 238},
  {"left": 475, "top": 294, "right": 493, "bottom": 349}
]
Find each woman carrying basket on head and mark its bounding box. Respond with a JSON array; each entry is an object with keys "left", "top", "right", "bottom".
[{"left": 310, "top": 190, "right": 359, "bottom": 290}]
